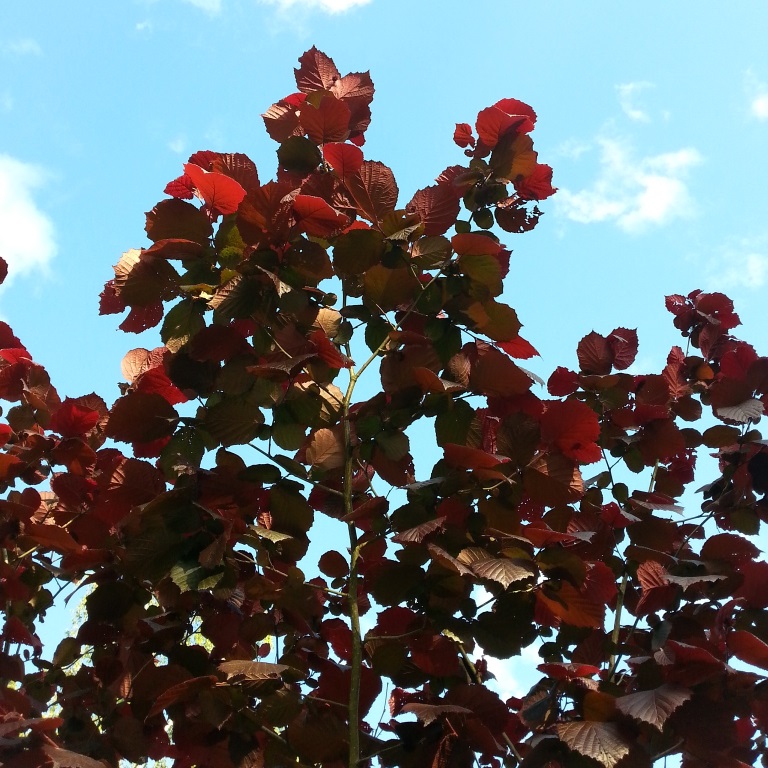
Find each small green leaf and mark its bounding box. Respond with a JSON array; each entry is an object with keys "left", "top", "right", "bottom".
[{"left": 277, "top": 136, "right": 322, "bottom": 175}]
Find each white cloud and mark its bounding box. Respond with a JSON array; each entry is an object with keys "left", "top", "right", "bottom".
[
  {"left": 752, "top": 93, "right": 768, "bottom": 121},
  {"left": 0, "top": 156, "right": 57, "bottom": 283},
  {"left": 0, "top": 93, "right": 12, "bottom": 112},
  {"left": 135, "top": 20, "right": 153, "bottom": 32},
  {"left": 260, "top": 0, "right": 371, "bottom": 13},
  {"left": 616, "top": 81, "right": 654, "bottom": 123},
  {"left": 1, "top": 38, "right": 42, "bottom": 56},
  {"left": 711, "top": 239, "right": 768, "bottom": 290},
  {"left": 745, "top": 70, "right": 768, "bottom": 121},
  {"left": 182, "top": 0, "right": 222, "bottom": 13},
  {"left": 556, "top": 138, "right": 702, "bottom": 233},
  {"left": 168, "top": 135, "right": 187, "bottom": 154}
]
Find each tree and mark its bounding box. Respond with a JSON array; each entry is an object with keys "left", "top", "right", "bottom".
[{"left": 1, "top": 47, "right": 767, "bottom": 768}]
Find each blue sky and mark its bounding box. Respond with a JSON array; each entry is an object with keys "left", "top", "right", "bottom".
[{"left": 2, "top": 0, "right": 768, "bottom": 736}]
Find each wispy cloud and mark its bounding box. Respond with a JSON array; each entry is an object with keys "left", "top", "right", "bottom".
[
  {"left": 182, "top": 0, "right": 222, "bottom": 14},
  {"left": 616, "top": 81, "right": 654, "bottom": 123},
  {"left": 556, "top": 138, "right": 702, "bottom": 233},
  {"left": 0, "top": 156, "right": 57, "bottom": 283},
  {"left": 709, "top": 237, "right": 768, "bottom": 290},
  {"left": 260, "top": 0, "right": 371, "bottom": 13},
  {"left": 135, "top": 20, "right": 153, "bottom": 32},
  {"left": 168, "top": 135, "right": 187, "bottom": 154},
  {"left": 745, "top": 70, "right": 768, "bottom": 121},
  {"left": 1, "top": 38, "right": 42, "bottom": 56}
]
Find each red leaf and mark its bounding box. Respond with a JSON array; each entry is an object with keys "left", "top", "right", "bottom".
[
  {"left": 497, "top": 336, "right": 539, "bottom": 359},
  {"left": 183, "top": 164, "right": 246, "bottom": 215},
  {"left": 514, "top": 162, "right": 557, "bottom": 200},
  {"left": 345, "top": 161, "right": 398, "bottom": 224},
  {"left": 262, "top": 97, "right": 303, "bottom": 143},
  {"left": 164, "top": 174, "right": 195, "bottom": 200},
  {"left": 540, "top": 400, "right": 601, "bottom": 464},
  {"left": 295, "top": 46, "right": 341, "bottom": 93},
  {"left": 49, "top": 396, "right": 104, "bottom": 438},
  {"left": 189, "top": 324, "right": 250, "bottom": 363},
  {"left": 577, "top": 331, "right": 613, "bottom": 375},
  {"left": 309, "top": 328, "right": 352, "bottom": 368},
  {"left": 734, "top": 560, "right": 768, "bottom": 608},
  {"left": 300, "top": 95, "right": 351, "bottom": 144},
  {"left": 701, "top": 533, "right": 759, "bottom": 565},
  {"left": 443, "top": 443, "right": 511, "bottom": 471},
  {"left": 410, "top": 633, "right": 462, "bottom": 677},
  {"left": 451, "top": 233, "right": 503, "bottom": 257},
  {"left": 322, "top": 142, "right": 364, "bottom": 177},
  {"left": 538, "top": 581, "right": 604, "bottom": 628},
  {"left": 330, "top": 70, "right": 374, "bottom": 142},
  {"left": 729, "top": 630, "right": 768, "bottom": 671},
  {"left": 406, "top": 184, "right": 460, "bottom": 237},
  {"left": 134, "top": 366, "right": 188, "bottom": 406},
  {"left": 453, "top": 123, "right": 475, "bottom": 148},
  {"left": 105, "top": 392, "right": 178, "bottom": 444},
  {"left": 476, "top": 100, "right": 535, "bottom": 149},
  {"left": 212, "top": 152, "right": 260, "bottom": 192},
  {"left": 0, "top": 256, "right": 8, "bottom": 285},
  {"left": 547, "top": 366, "right": 579, "bottom": 396},
  {"left": 292, "top": 195, "right": 350, "bottom": 237},
  {"left": 119, "top": 302, "right": 164, "bottom": 333},
  {"left": 24, "top": 522, "right": 81, "bottom": 554},
  {"left": 2, "top": 616, "right": 41, "bottom": 648},
  {"left": 607, "top": 327, "right": 638, "bottom": 370}
]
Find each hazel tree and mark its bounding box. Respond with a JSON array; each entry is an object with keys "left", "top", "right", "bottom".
[{"left": 2, "top": 48, "right": 768, "bottom": 768}]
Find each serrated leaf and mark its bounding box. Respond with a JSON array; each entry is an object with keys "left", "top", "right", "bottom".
[
  {"left": 555, "top": 721, "right": 631, "bottom": 768},
  {"left": 716, "top": 398, "right": 764, "bottom": 423},
  {"left": 219, "top": 660, "right": 290, "bottom": 680},
  {"left": 615, "top": 684, "right": 691, "bottom": 730}
]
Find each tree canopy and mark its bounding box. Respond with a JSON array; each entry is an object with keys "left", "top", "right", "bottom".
[{"left": 2, "top": 48, "right": 768, "bottom": 768}]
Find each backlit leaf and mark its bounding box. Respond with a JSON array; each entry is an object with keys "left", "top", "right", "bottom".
[
  {"left": 183, "top": 163, "right": 246, "bottom": 215},
  {"left": 615, "top": 684, "right": 692, "bottom": 729},
  {"left": 295, "top": 46, "right": 341, "bottom": 93},
  {"left": 556, "top": 721, "right": 631, "bottom": 768},
  {"left": 292, "top": 194, "right": 350, "bottom": 237},
  {"left": 322, "top": 142, "right": 364, "bottom": 177}
]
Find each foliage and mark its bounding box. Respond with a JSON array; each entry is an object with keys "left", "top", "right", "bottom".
[{"left": 2, "top": 48, "right": 768, "bottom": 768}]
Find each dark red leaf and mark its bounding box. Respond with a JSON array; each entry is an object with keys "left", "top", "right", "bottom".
[
  {"left": 295, "top": 46, "right": 341, "bottom": 93},
  {"left": 300, "top": 95, "right": 351, "bottom": 144},
  {"left": 547, "top": 366, "right": 579, "bottom": 396},
  {"left": 513, "top": 162, "right": 556, "bottom": 200},
  {"left": 49, "top": 396, "right": 104, "bottom": 438},
  {"left": 729, "top": 630, "right": 768, "bottom": 670},
  {"left": 345, "top": 161, "right": 398, "bottom": 224},
  {"left": 538, "top": 662, "right": 601, "bottom": 680},
  {"left": 105, "top": 392, "right": 178, "bottom": 444},
  {"left": 497, "top": 336, "right": 539, "bottom": 359},
  {"left": 292, "top": 195, "right": 350, "bottom": 237},
  {"left": 607, "top": 327, "right": 639, "bottom": 370},
  {"left": 406, "top": 184, "right": 460, "bottom": 236},
  {"left": 322, "top": 142, "right": 364, "bottom": 177},
  {"left": 540, "top": 400, "right": 601, "bottom": 464},
  {"left": 577, "top": 331, "right": 613, "bottom": 375},
  {"left": 453, "top": 123, "right": 475, "bottom": 148}
]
